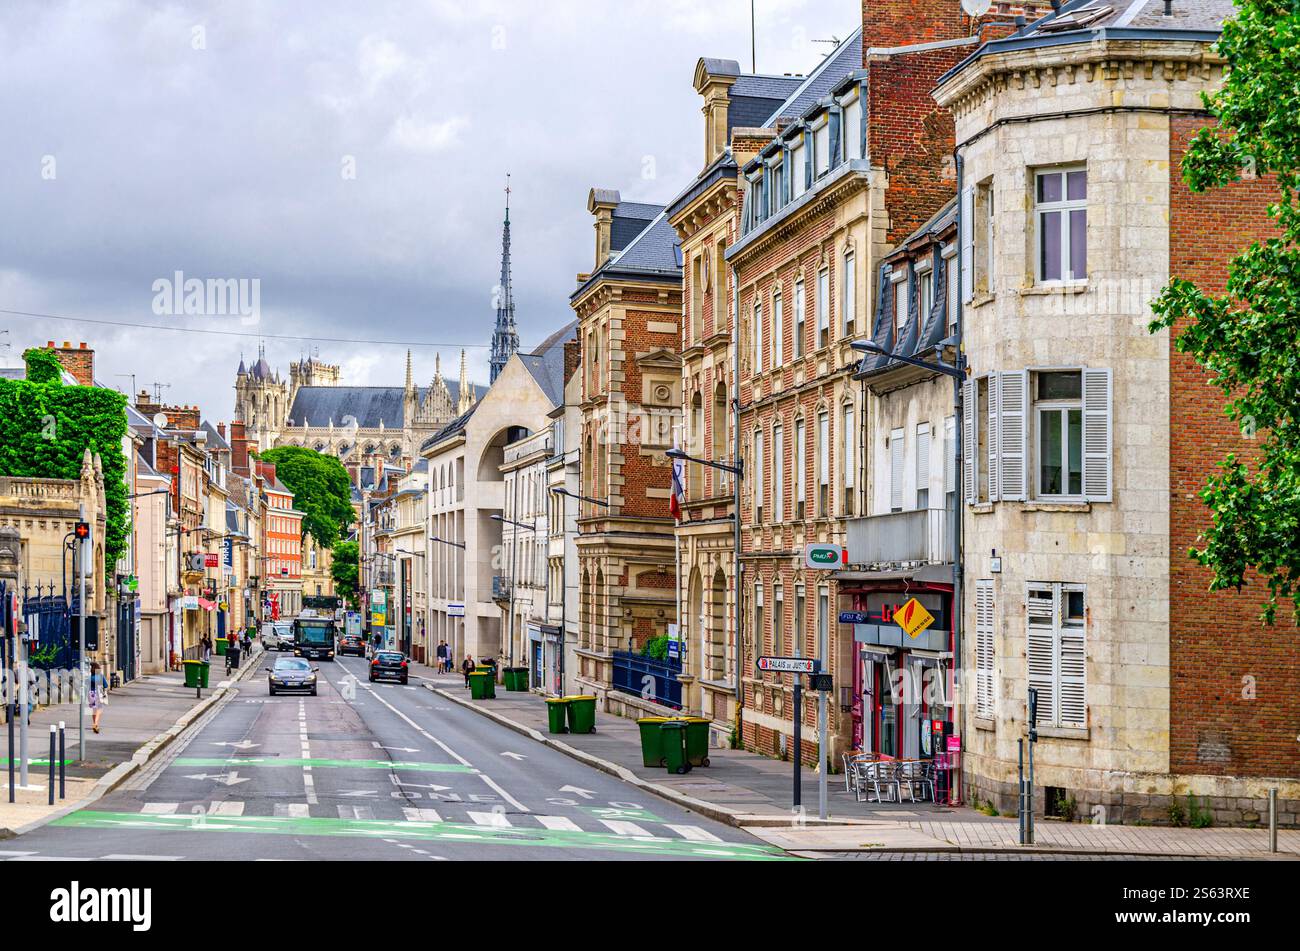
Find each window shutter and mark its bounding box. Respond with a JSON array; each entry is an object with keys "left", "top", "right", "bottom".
[
  {"left": 915, "top": 423, "right": 931, "bottom": 505},
  {"left": 828, "top": 110, "right": 841, "bottom": 167},
  {"left": 805, "top": 132, "right": 813, "bottom": 191},
  {"left": 944, "top": 415, "right": 956, "bottom": 494},
  {"left": 960, "top": 185, "right": 975, "bottom": 303},
  {"left": 998, "top": 370, "right": 1028, "bottom": 501},
  {"left": 1059, "top": 598, "right": 1087, "bottom": 729},
  {"left": 1026, "top": 588, "right": 1057, "bottom": 727},
  {"left": 975, "top": 580, "right": 994, "bottom": 720},
  {"left": 1082, "top": 367, "right": 1112, "bottom": 502},
  {"left": 962, "top": 378, "right": 977, "bottom": 504},
  {"left": 890, "top": 429, "right": 905, "bottom": 512},
  {"left": 987, "top": 372, "right": 1000, "bottom": 503}
]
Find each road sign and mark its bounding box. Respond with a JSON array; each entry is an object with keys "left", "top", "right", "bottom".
[
  {"left": 895, "top": 597, "right": 936, "bottom": 638},
  {"left": 447, "top": 602, "right": 464, "bottom": 617},
  {"left": 839, "top": 610, "right": 868, "bottom": 624},
  {"left": 804, "top": 543, "right": 845, "bottom": 570},
  {"left": 809, "top": 674, "right": 833, "bottom": 692},
  {"left": 756, "top": 656, "right": 820, "bottom": 674}
]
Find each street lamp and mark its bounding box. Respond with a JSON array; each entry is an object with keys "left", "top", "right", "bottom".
[
  {"left": 551, "top": 487, "right": 611, "bottom": 509},
  {"left": 663, "top": 446, "right": 744, "bottom": 714}
]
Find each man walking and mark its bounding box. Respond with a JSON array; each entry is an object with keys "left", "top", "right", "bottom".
[{"left": 435, "top": 640, "right": 446, "bottom": 675}]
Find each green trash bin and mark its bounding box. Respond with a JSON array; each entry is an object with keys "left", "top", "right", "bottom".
[
  {"left": 469, "top": 671, "right": 494, "bottom": 700},
  {"left": 673, "top": 716, "right": 712, "bottom": 767},
  {"left": 215, "top": 637, "right": 228, "bottom": 656},
  {"left": 636, "top": 717, "right": 669, "bottom": 767},
  {"left": 564, "top": 695, "right": 597, "bottom": 734},
  {"left": 660, "top": 719, "right": 691, "bottom": 774},
  {"left": 182, "top": 660, "right": 210, "bottom": 688},
  {"left": 546, "top": 698, "right": 570, "bottom": 734},
  {"left": 505, "top": 667, "right": 528, "bottom": 692}
]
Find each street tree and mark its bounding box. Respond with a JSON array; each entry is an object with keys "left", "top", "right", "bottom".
[
  {"left": 330, "top": 540, "right": 360, "bottom": 606},
  {"left": 1148, "top": 0, "right": 1300, "bottom": 623},
  {"left": 257, "top": 446, "right": 353, "bottom": 549}
]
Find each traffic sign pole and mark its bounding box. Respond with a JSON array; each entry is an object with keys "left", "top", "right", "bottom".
[{"left": 792, "top": 675, "right": 802, "bottom": 812}]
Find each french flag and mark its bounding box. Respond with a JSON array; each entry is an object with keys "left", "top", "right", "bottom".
[{"left": 669, "top": 450, "right": 686, "bottom": 521}]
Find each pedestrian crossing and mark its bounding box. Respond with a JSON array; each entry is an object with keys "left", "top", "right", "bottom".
[{"left": 115, "top": 800, "right": 724, "bottom": 842}]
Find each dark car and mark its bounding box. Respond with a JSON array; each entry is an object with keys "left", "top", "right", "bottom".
[
  {"left": 369, "top": 650, "right": 409, "bottom": 685},
  {"left": 338, "top": 634, "right": 366, "bottom": 657},
  {"left": 267, "top": 656, "right": 319, "bottom": 696}
]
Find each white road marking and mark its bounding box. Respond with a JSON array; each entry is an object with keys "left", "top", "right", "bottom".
[
  {"left": 0, "top": 850, "right": 37, "bottom": 858},
  {"left": 665, "top": 824, "right": 722, "bottom": 842},
  {"left": 274, "top": 803, "right": 311, "bottom": 818},
  {"left": 402, "top": 807, "right": 442, "bottom": 823},
  {"left": 479, "top": 775, "right": 529, "bottom": 813},
  {"left": 599, "top": 820, "right": 653, "bottom": 837},
  {"left": 101, "top": 854, "right": 182, "bottom": 861},
  {"left": 338, "top": 805, "right": 375, "bottom": 820},
  {"left": 208, "top": 801, "right": 245, "bottom": 816},
  {"left": 467, "top": 811, "right": 510, "bottom": 828},
  {"left": 141, "top": 802, "right": 179, "bottom": 815},
  {"left": 535, "top": 815, "right": 581, "bottom": 832}
]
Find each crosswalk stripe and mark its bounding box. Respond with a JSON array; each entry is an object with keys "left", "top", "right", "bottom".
[
  {"left": 0, "top": 850, "right": 37, "bottom": 858},
  {"left": 208, "top": 801, "right": 245, "bottom": 816},
  {"left": 535, "top": 815, "right": 581, "bottom": 832},
  {"left": 141, "top": 803, "right": 179, "bottom": 815},
  {"left": 467, "top": 811, "right": 510, "bottom": 828},
  {"left": 402, "top": 807, "right": 442, "bottom": 823},
  {"left": 599, "top": 819, "right": 653, "bottom": 837},
  {"left": 274, "top": 803, "right": 311, "bottom": 818},
  {"left": 101, "top": 854, "right": 183, "bottom": 861},
  {"left": 664, "top": 824, "right": 721, "bottom": 842},
  {"left": 337, "top": 805, "right": 375, "bottom": 820}
]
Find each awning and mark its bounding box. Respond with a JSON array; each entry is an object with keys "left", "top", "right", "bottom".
[{"left": 832, "top": 565, "right": 953, "bottom": 585}]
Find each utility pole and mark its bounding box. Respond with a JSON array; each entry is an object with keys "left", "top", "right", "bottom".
[{"left": 77, "top": 508, "right": 88, "bottom": 763}]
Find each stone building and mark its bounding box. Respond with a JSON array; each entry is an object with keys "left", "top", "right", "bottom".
[
  {"left": 571, "top": 190, "right": 683, "bottom": 704},
  {"left": 932, "top": 0, "right": 1297, "bottom": 824}
]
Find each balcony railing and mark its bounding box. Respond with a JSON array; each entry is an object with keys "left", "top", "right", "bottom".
[{"left": 846, "top": 507, "right": 952, "bottom": 567}]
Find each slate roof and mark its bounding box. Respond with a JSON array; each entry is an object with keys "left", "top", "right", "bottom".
[
  {"left": 200, "top": 420, "right": 230, "bottom": 451},
  {"left": 286, "top": 380, "right": 485, "bottom": 430},
  {"left": 519, "top": 319, "right": 578, "bottom": 408},
  {"left": 249, "top": 356, "right": 275, "bottom": 381},
  {"left": 572, "top": 205, "right": 681, "bottom": 302},
  {"left": 729, "top": 73, "right": 804, "bottom": 132},
  {"left": 423, "top": 405, "right": 476, "bottom": 451},
  {"left": 611, "top": 201, "right": 663, "bottom": 252},
  {"left": 763, "top": 28, "right": 863, "bottom": 126}
]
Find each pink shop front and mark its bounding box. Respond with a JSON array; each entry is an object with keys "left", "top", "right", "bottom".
[{"left": 834, "top": 568, "right": 962, "bottom": 803}]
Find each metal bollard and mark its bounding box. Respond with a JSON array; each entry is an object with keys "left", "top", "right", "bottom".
[
  {"left": 47, "top": 725, "right": 55, "bottom": 805},
  {"left": 58, "top": 721, "right": 65, "bottom": 799},
  {"left": 6, "top": 702, "right": 12, "bottom": 803},
  {"left": 1269, "top": 788, "right": 1278, "bottom": 853}
]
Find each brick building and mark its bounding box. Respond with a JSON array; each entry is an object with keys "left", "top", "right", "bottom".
[{"left": 933, "top": 0, "right": 1297, "bottom": 824}]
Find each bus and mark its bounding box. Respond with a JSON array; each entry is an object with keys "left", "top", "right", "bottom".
[{"left": 293, "top": 615, "right": 337, "bottom": 661}]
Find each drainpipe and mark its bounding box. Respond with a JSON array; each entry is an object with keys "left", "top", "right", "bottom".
[
  {"left": 730, "top": 262, "right": 743, "bottom": 738},
  {"left": 952, "top": 146, "right": 966, "bottom": 799}
]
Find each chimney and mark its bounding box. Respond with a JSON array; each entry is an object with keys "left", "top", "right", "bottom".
[
  {"left": 217, "top": 422, "right": 227, "bottom": 438},
  {"left": 563, "top": 338, "right": 581, "bottom": 385},
  {"left": 587, "top": 188, "right": 621, "bottom": 269},
  {"left": 46, "top": 340, "right": 95, "bottom": 387},
  {"left": 693, "top": 58, "right": 741, "bottom": 166}
]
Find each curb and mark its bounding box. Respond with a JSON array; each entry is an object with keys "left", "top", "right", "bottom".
[
  {"left": 3, "top": 648, "right": 267, "bottom": 837},
  {"left": 429, "top": 685, "right": 871, "bottom": 830}
]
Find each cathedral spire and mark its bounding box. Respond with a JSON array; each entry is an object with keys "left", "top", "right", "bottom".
[
  {"left": 489, "top": 173, "right": 520, "bottom": 385},
  {"left": 404, "top": 349, "right": 414, "bottom": 392}
]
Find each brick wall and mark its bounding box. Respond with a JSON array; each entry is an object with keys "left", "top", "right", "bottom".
[
  {"left": 1167, "top": 116, "right": 1298, "bottom": 780},
  {"left": 45, "top": 340, "right": 95, "bottom": 386}
]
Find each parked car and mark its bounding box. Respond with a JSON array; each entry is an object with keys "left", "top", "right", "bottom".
[
  {"left": 266, "top": 656, "right": 318, "bottom": 696},
  {"left": 338, "top": 633, "right": 366, "bottom": 657},
  {"left": 368, "top": 650, "right": 409, "bottom": 685},
  {"left": 259, "top": 622, "right": 281, "bottom": 649},
  {"left": 273, "top": 623, "right": 295, "bottom": 651}
]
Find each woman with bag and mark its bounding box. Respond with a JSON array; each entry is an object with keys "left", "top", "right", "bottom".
[{"left": 87, "top": 661, "right": 108, "bottom": 734}]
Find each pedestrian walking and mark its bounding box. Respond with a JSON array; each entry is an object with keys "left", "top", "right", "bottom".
[
  {"left": 87, "top": 661, "right": 107, "bottom": 734},
  {"left": 435, "top": 640, "right": 446, "bottom": 674},
  {"left": 442, "top": 642, "right": 451, "bottom": 673},
  {"left": 461, "top": 655, "right": 475, "bottom": 688},
  {"left": 201, "top": 635, "right": 213, "bottom": 664}
]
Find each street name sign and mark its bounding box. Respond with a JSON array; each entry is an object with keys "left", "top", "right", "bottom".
[
  {"left": 804, "top": 543, "right": 845, "bottom": 570},
  {"left": 896, "top": 597, "right": 936, "bottom": 638},
  {"left": 756, "top": 656, "right": 821, "bottom": 674}
]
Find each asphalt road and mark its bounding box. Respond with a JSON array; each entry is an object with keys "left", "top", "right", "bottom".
[{"left": 6, "top": 652, "right": 789, "bottom": 861}]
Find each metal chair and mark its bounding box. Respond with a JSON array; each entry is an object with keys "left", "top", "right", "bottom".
[
  {"left": 898, "top": 760, "right": 935, "bottom": 802},
  {"left": 858, "top": 760, "right": 899, "bottom": 803}
]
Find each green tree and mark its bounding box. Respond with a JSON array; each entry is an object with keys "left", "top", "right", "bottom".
[
  {"left": 330, "top": 540, "right": 360, "bottom": 605},
  {"left": 1148, "top": 1, "right": 1300, "bottom": 624},
  {"left": 0, "top": 349, "right": 129, "bottom": 577},
  {"left": 257, "top": 446, "right": 353, "bottom": 549}
]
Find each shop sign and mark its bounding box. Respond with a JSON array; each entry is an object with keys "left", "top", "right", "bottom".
[
  {"left": 896, "top": 597, "right": 936, "bottom": 638},
  {"left": 804, "top": 543, "right": 845, "bottom": 570}
]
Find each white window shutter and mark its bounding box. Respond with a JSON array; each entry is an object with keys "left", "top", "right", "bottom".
[
  {"left": 944, "top": 415, "right": 956, "bottom": 495},
  {"left": 975, "top": 580, "right": 994, "bottom": 720},
  {"left": 1026, "top": 588, "right": 1057, "bottom": 727},
  {"left": 1058, "top": 620, "right": 1087, "bottom": 728},
  {"left": 987, "top": 372, "right": 1000, "bottom": 503},
  {"left": 890, "top": 429, "right": 905, "bottom": 511},
  {"left": 960, "top": 185, "right": 975, "bottom": 303},
  {"left": 915, "top": 423, "right": 931, "bottom": 505},
  {"left": 998, "top": 370, "right": 1028, "bottom": 501},
  {"left": 1082, "top": 367, "right": 1112, "bottom": 502},
  {"left": 962, "top": 378, "right": 977, "bottom": 504}
]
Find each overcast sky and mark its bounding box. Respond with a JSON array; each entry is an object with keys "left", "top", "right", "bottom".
[{"left": 0, "top": 0, "right": 852, "bottom": 420}]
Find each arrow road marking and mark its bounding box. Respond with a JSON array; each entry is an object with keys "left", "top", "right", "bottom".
[
  {"left": 372, "top": 743, "right": 421, "bottom": 753},
  {"left": 212, "top": 741, "right": 261, "bottom": 750},
  {"left": 560, "top": 785, "right": 595, "bottom": 799},
  {"left": 183, "top": 772, "right": 251, "bottom": 786},
  {"left": 500, "top": 752, "right": 526, "bottom": 761},
  {"left": 340, "top": 789, "right": 378, "bottom": 798}
]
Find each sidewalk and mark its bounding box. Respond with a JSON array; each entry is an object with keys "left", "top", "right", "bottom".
[
  {"left": 428, "top": 674, "right": 1300, "bottom": 859},
  {"left": 0, "top": 645, "right": 266, "bottom": 834}
]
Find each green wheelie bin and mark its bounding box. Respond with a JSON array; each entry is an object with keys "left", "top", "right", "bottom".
[
  {"left": 660, "top": 719, "right": 691, "bottom": 774},
  {"left": 469, "top": 671, "right": 495, "bottom": 700},
  {"left": 564, "top": 695, "right": 597, "bottom": 734},
  {"left": 215, "top": 637, "right": 228, "bottom": 656},
  {"left": 546, "top": 697, "right": 570, "bottom": 734},
  {"left": 636, "top": 717, "right": 669, "bottom": 767},
  {"left": 182, "top": 659, "right": 210, "bottom": 688},
  {"left": 505, "top": 667, "right": 529, "bottom": 691},
  {"left": 673, "top": 716, "right": 712, "bottom": 767}
]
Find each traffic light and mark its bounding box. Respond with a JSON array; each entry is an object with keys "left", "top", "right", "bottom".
[{"left": 74, "top": 521, "right": 91, "bottom": 541}]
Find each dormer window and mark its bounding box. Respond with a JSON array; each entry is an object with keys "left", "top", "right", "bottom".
[
  {"left": 841, "top": 90, "right": 862, "bottom": 162},
  {"left": 812, "top": 118, "right": 830, "bottom": 178},
  {"left": 790, "top": 138, "right": 806, "bottom": 199}
]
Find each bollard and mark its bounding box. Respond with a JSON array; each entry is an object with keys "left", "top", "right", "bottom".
[
  {"left": 47, "top": 725, "right": 55, "bottom": 805},
  {"left": 6, "top": 702, "right": 12, "bottom": 803},
  {"left": 58, "top": 721, "right": 65, "bottom": 799},
  {"left": 1269, "top": 788, "right": 1278, "bottom": 853}
]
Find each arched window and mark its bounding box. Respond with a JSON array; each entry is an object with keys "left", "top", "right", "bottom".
[
  {"left": 689, "top": 392, "right": 703, "bottom": 499},
  {"left": 712, "top": 381, "right": 728, "bottom": 494}
]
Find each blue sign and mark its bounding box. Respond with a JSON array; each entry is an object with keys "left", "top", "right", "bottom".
[
  {"left": 839, "top": 611, "right": 869, "bottom": 625},
  {"left": 667, "top": 639, "right": 680, "bottom": 660}
]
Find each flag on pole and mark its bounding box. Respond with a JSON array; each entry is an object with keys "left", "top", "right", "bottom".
[{"left": 669, "top": 450, "right": 686, "bottom": 521}]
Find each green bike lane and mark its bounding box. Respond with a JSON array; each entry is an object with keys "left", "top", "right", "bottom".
[{"left": 16, "top": 657, "right": 793, "bottom": 861}]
